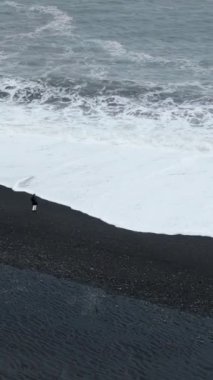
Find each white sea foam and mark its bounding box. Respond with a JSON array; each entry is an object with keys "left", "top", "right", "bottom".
[
  {"left": 99, "top": 40, "right": 127, "bottom": 57},
  {"left": 99, "top": 39, "right": 168, "bottom": 63},
  {"left": 129, "top": 51, "right": 171, "bottom": 64},
  {"left": 3, "top": 1, "right": 20, "bottom": 8},
  {"left": 0, "top": 2, "right": 213, "bottom": 237},
  {"left": 2, "top": 2, "right": 73, "bottom": 38},
  {"left": 98, "top": 39, "right": 209, "bottom": 74},
  {"left": 1, "top": 77, "right": 213, "bottom": 151},
  {"left": 30, "top": 5, "right": 73, "bottom": 35},
  {"left": 1, "top": 131, "right": 213, "bottom": 237},
  {"left": 0, "top": 84, "right": 213, "bottom": 236},
  {"left": 0, "top": 52, "right": 8, "bottom": 62}
]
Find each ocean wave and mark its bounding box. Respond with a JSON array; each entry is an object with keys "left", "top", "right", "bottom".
[
  {"left": 0, "top": 76, "right": 213, "bottom": 151},
  {"left": 0, "top": 76, "right": 211, "bottom": 106}
]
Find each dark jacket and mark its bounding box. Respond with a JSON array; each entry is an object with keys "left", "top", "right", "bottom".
[{"left": 31, "top": 194, "right": 38, "bottom": 206}]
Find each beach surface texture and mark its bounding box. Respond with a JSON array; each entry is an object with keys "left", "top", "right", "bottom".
[
  {"left": 0, "top": 185, "right": 213, "bottom": 379},
  {"left": 0, "top": 185, "right": 212, "bottom": 316}
]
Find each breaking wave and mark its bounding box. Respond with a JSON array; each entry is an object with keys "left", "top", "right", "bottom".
[{"left": 1, "top": 76, "right": 213, "bottom": 151}]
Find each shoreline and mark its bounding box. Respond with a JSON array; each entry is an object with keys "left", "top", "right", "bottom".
[
  {"left": 0, "top": 185, "right": 212, "bottom": 316},
  {"left": 1, "top": 132, "right": 213, "bottom": 238}
]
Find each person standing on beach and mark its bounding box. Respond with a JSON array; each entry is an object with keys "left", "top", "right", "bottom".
[{"left": 31, "top": 194, "right": 38, "bottom": 212}]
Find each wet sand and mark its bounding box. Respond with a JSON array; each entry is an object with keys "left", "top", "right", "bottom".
[{"left": 0, "top": 185, "right": 212, "bottom": 315}]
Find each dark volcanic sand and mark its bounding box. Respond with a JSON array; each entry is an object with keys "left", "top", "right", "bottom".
[
  {"left": 0, "top": 265, "right": 212, "bottom": 380},
  {"left": 0, "top": 185, "right": 212, "bottom": 315}
]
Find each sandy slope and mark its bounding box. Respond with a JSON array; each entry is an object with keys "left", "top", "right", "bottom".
[{"left": 0, "top": 185, "right": 212, "bottom": 315}]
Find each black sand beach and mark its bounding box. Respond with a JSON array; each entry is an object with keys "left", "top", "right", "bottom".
[
  {"left": 0, "top": 185, "right": 213, "bottom": 379},
  {"left": 0, "top": 265, "right": 212, "bottom": 380},
  {"left": 0, "top": 185, "right": 212, "bottom": 315}
]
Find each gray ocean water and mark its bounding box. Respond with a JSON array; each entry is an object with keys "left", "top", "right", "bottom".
[
  {"left": 0, "top": 0, "right": 213, "bottom": 147},
  {"left": 0, "top": 265, "right": 213, "bottom": 380}
]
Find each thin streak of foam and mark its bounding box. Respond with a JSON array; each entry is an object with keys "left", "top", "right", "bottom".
[
  {"left": 29, "top": 5, "right": 73, "bottom": 35},
  {"left": 98, "top": 40, "right": 127, "bottom": 57},
  {"left": 0, "top": 52, "right": 8, "bottom": 62},
  {"left": 98, "top": 39, "right": 172, "bottom": 64},
  {"left": 98, "top": 39, "right": 210, "bottom": 72},
  {"left": 129, "top": 51, "right": 171, "bottom": 64},
  {"left": 2, "top": 2, "right": 74, "bottom": 38},
  {"left": 3, "top": 1, "right": 20, "bottom": 8}
]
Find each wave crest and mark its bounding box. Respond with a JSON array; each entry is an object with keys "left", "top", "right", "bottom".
[{"left": 0, "top": 76, "right": 213, "bottom": 151}]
